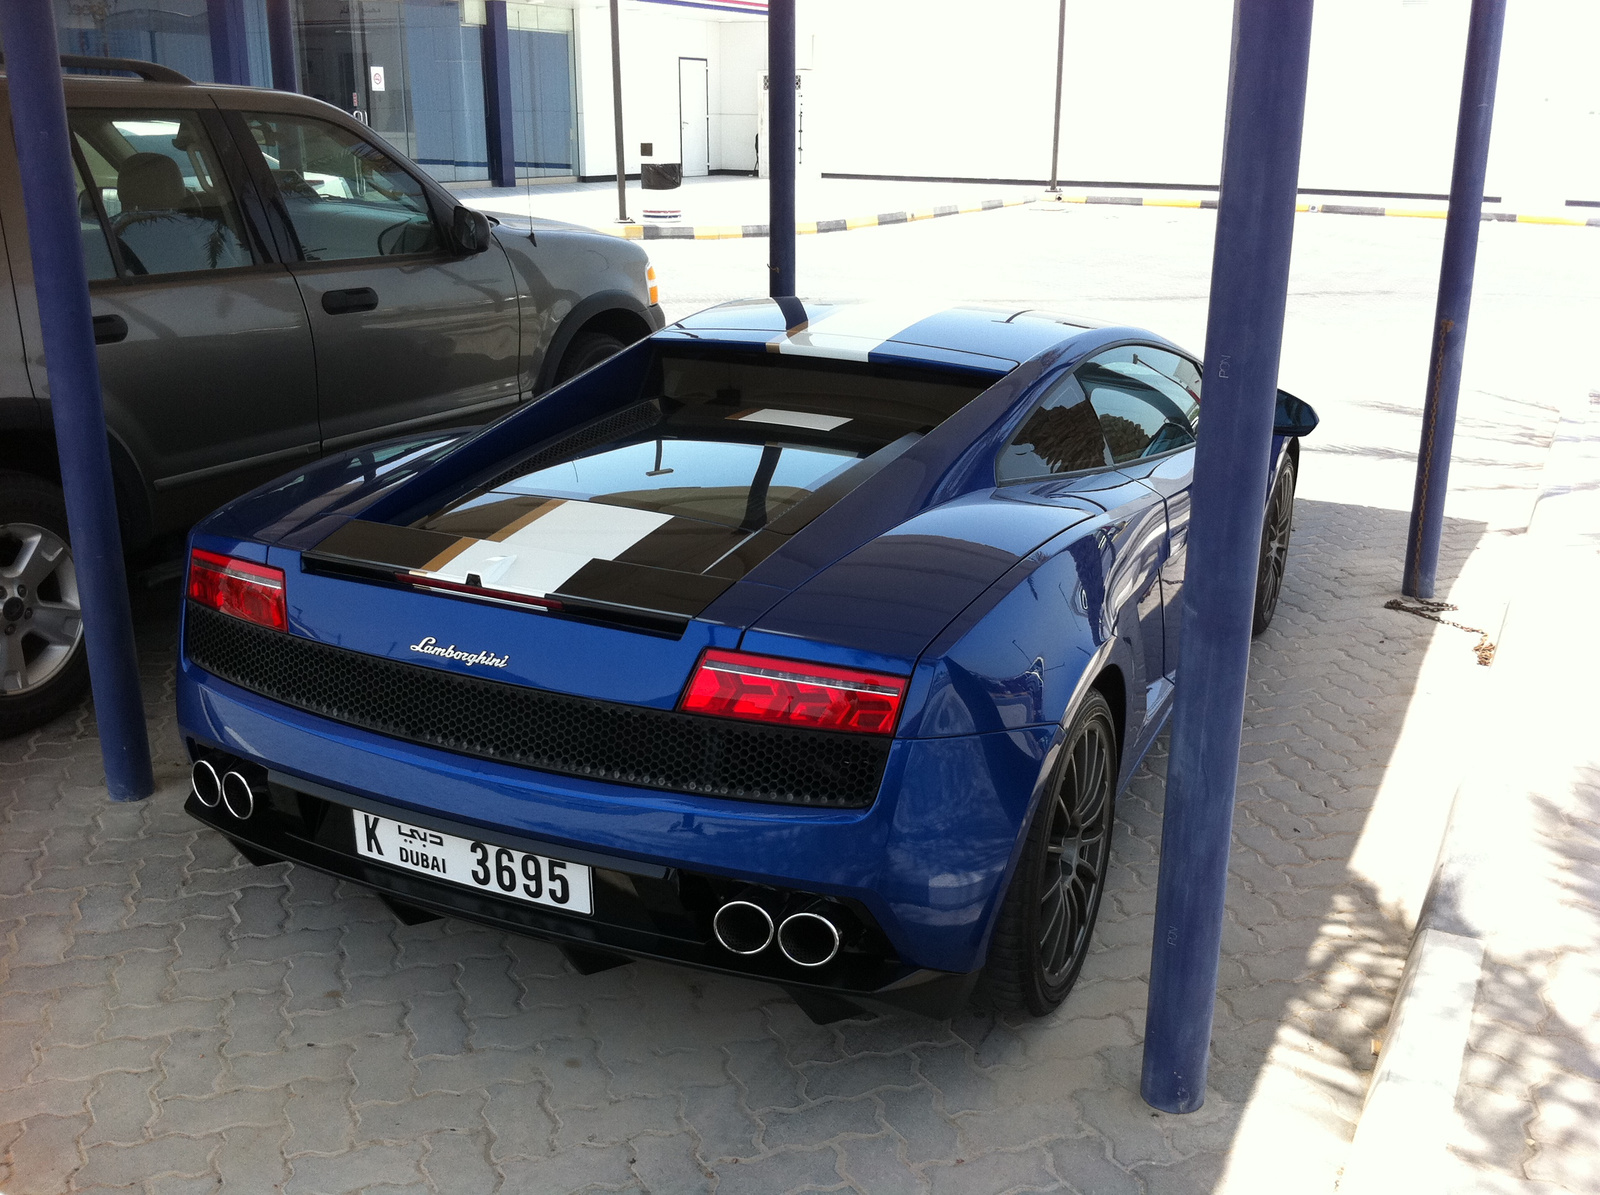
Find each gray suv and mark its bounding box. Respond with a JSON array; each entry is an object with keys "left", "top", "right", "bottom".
[{"left": 0, "top": 58, "right": 663, "bottom": 736}]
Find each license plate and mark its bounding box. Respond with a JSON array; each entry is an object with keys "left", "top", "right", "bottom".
[{"left": 351, "top": 811, "right": 593, "bottom": 916}]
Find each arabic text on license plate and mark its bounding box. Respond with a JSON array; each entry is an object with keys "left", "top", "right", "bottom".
[{"left": 351, "top": 811, "right": 593, "bottom": 915}]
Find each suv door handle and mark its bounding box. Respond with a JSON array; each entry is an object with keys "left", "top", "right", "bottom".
[
  {"left": 321, "top": 287, "right": 379, "bottom": 315},
  {"left": 92, "top": 314, "right": 128, "bottom": 345}
]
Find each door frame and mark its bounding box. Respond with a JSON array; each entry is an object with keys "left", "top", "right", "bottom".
[{"left": 677, "top": 56, "right": 710, "bottom": 175}]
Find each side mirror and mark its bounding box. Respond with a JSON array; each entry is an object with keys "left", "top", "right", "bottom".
[
  {"left": 1274, "top": 390, "right": 1319, "bottom": 438},
  {"left": 452, "top": 206, "right": 492, "bottom": 255}
]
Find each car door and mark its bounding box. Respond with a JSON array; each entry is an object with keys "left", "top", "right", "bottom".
[
  {"left": 1075, "top": 345, "right": 1201, "bottom": 683},
  {"left": 228, "top": 107, "right": 521, "bottom": 453},
  {"left": 997, "top": 367, "right": 1171, "bottom": 720},
  {"left": 21, "top": 104, "right": 321, "bottom": 532}
]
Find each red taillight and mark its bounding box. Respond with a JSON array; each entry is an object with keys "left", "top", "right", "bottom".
[
  {"left": 679, "top": 648, "right": 907, "bottom": 735},
  {"left": 187, "top": 548, "right": 287, "bottom": 631}
]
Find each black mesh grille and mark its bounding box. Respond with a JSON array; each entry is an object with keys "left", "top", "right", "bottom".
[{"left": 185, "top": 604, "right": 889, "bottom": 809}]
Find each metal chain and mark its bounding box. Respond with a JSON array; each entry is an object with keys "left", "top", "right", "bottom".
[{"left": 1384, "top": 597, "right": 1496, "bottom": 666}]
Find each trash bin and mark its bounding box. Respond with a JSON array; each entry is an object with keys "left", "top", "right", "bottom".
[{"left": 642, "top": 162, "right": 682, "bottom": 190}]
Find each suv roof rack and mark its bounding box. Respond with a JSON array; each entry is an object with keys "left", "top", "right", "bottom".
[{"left": 0, "top": 54, "right": 193, "bottom": 86}]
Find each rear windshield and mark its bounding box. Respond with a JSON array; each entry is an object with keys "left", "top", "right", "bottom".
[{"left": 426, "top": 347, "right": 992, "bottom": 534}]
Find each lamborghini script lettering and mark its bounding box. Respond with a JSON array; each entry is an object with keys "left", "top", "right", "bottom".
[{"left": 408, "top": 637, "right": 510, "bottom": 668}]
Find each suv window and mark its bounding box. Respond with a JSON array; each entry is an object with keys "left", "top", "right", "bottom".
[
  {"left": 998, "top": 373, "right": 1112, "bottom": 481},
  {"left": 243, "top": 113, "right": 443, "bottom": 261},
  {"left": 69, "top": 110, "right": 255, "bottom": 277},
  {"left": 1079, "top": 346, "right": 1199, "bottom": 463}
]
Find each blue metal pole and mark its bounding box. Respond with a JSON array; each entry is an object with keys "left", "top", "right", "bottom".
[
  {"left": 265, "top": 0, "right": 299, "bottom": 93},
  {"left": 0, "top": 1, "right": 153, "bottom": 801},
  {"left": 1402, "top": 0, "right": 1506, "bottom": 599},
  {"left": 206, "top": 0, "right": 251, "bottom": 86},
  {"left": 767, "top": 0, "right": 795, "bottom": 298},
  {"left": 1141, "top": 0, "right": 1313, "bottom": 1114},
  {"left": 483, "top": 0, "right": 516, "bottom": 189}
]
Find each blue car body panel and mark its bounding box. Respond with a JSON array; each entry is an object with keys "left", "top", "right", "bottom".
[{"left": 175, "top": 299, "right": 1300, "bottom": 1013}]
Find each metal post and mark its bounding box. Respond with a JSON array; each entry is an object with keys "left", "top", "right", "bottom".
[
  {"left": 206, "top": 0, "right": 251, "bottom": 86},
  {"left": 767, "top": 0, "right": 795, "bottom": 297},
  {"left": 1047, "top": 0, "right": 1066, "bottom": 193},
  {"left": 483, "top": 0, "right": 516, "bottom": 189},
  {"left": 265, "top": 0, "right": 299, "bottom": 93},
  {"left": 1141, "top": 0, "right": 1313, "bottom": 1114},
  {"left": 0, "top": 1, "right": 153, "bottom": 801},
  {"left": 609, "top": 0, "right": 629, "bottom": 223},
  {"left": 1402, "top": 0, "right": 1506, "bottom": 599}
]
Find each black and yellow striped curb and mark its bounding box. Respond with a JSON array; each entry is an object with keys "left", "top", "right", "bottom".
[
  {"left": 1040, "top": 192, "right": 1600, "bottom": 227},
  {"left": 596, "top": 196, "right": 1036, "bottom": 240}
]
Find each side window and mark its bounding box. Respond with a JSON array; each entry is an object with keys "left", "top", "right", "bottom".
[
  {"left": 998, "top": 373, "right": 1113, "bottom": 482},
  {"left": 243, "top": 113, "right": 442, "bottom": 261},
  {"left": 70, "top": 153, "right": 117, "bottom": 281},
  {"left": 67, "top": 110, "right": 255, "bottom": 277},
  {"left": 1079, "top": 346, "right": 1199, "bottom": 463}
]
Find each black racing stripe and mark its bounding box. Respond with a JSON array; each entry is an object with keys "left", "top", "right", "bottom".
[
  {"left": 551, "top": 559, "right": 733, "bottom": 619},
  {"left": 308, "top": 519, "right": 461, "bottom": 572},
  {"left": 704, "top": 529, "right": 788, "bottom": 581},
  {"left": 876, "top": 211, "right": 908, "bottom": 225},
  {"left": 613, "top": 518, "right": 751, "bottom": 574},
  {"left": 815, "top": 218, "right": 847, "bottom": 233},
  {"left": 1319, "top": 204, "right": 1386, "bottom": 216}
]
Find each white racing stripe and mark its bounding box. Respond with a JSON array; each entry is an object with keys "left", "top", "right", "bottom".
[
  {"left": 773, "top": 300, "right": 955, "bottom": 361},
  {"left": 736, "top": 408, "right": 853, "bottom": 431},
  {"left": 415, "top": 501, "right": 673, "bottom": 599}
]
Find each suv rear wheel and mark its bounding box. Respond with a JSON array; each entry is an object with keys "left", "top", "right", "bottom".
[{"left": 0, "top": 472, "right": 89, "bottom": 737}]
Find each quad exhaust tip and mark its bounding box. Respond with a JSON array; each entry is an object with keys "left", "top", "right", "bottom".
[
  {"left": 712, "top": 900, "right": 775, "bottom": 955},
  {"left": 777, "top": 909, "right": 843, "bottom": 968},
  {"left": 220, "top": 771, "right": 256, "bottom": 821},
  {"left": 191, "top": 759, "right": 222, "bottom": 808}
]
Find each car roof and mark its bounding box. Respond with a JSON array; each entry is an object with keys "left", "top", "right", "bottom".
[{"left": 663, "top": 299, "right": 1179, "bottom": 376}]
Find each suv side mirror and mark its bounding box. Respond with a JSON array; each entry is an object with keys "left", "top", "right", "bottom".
[
  {"left": 452, "top": 206, "right": 492, "bottom": 255},
  {"left": 1274, "top": 390, "right": 1319, "bottom": 438}
]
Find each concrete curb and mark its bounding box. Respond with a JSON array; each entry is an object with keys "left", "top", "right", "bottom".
[
  {"left": 1339, "top": 386, "right": 1600, "bottom": 1193},
  {"left": 591, "top": 195, "right": 1038, "bottom": 239},
  {"left": 1036, "top": 192, "right": 1600, "bottom": 228}
]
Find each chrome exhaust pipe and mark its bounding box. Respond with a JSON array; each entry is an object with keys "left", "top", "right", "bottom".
[
  {"left": 712, "top": 900, "right": 775, "bottom": 955},
  {"left": 191, "top": 759, "right": 222, "bottom": 808},
  {"left": 221, "top": 771, "right": 256, "bottom": 821},
  {"left": 777, "top": 907, "right": 843, "bottom": 968}
]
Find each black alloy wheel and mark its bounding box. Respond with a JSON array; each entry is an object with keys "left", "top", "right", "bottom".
[
  {"left": 985, "top": 689, "right": 1118, "bottom": 1016},
  {"left": 554, "top": 330, "right": 629, "bottom": 384},
  {"left": 1252, "top": 454, "right": 1297, "bottom": 637}
]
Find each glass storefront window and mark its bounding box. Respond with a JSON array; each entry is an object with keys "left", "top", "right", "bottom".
[
  {"left": 53, "top": 0, "right": 271, "bottom": 87},
  {"left": 463, "top": 0, "right": 577, "bottom": 179}
]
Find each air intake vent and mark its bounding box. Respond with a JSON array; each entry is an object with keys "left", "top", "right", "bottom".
[{"left": 184, "top": 604, "right": 889, "bottom": 809}]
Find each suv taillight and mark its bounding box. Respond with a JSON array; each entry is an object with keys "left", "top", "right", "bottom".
[
  {"left": 187, "top": 548, "right": 287, "bottom": 631},
  {"left": 679, "top": 648, "right": 906, "bottom": 735}
]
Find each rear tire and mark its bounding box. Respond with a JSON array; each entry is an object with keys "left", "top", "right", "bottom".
[
  {"left": 554, "top": 330, "right": 629, "bottom": 383},
  {"left": 1252, "top": 454, "right": 1297, "bottom": 636},
  {"left": 984, "top": 690, "right": 1118, "bottom": 1017},
  {"left": 0, "top": 472, "right": 90, "bottom": 738}
]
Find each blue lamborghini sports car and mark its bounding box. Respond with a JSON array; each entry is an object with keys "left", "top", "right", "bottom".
[{"left": 176, "top": 299, "right": 1316, "bottom": 1021}]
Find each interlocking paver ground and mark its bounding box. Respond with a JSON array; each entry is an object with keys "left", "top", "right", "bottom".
[{"left": 3, "top": 195, "right": 1595, "bottom": 1193}]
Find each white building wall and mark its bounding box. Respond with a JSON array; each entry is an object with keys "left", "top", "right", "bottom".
[
  {"left": 806, "top": 0, "right": 1600, "bottom": 202},
  {"left": 574, "top": 0, "right": 1599, "bottom": 201}
]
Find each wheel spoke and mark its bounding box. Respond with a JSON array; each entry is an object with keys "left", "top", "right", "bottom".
[
  {"left": 27, "top": 603, "right": 81, "bottom": 648},
  {"left": 3, "top": 528, "right": 66, "bottom": 591},
  {"left": 0, "top": 630, "right": 27, "bottom": 692}
]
